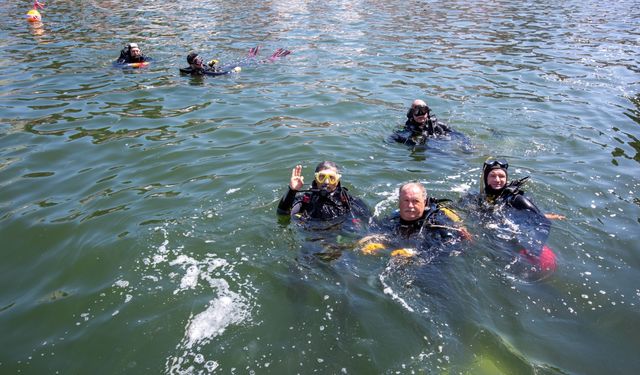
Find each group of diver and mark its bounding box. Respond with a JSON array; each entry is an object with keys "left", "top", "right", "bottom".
[
  {"left": 114, "top": 41, "right": 561, "bottom": 276},
  {"left": 277, "top": 100, "right": 565, "bottom": 275},
  {"left": 115, "top": 42, "right": 291, "bottom": 75}
]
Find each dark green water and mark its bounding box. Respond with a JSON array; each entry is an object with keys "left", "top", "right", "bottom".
[{"left": 1, "top": 0, "right": 639, "bottom": 373}]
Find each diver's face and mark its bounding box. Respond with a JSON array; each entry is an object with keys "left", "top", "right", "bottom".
[
  {"left": 190, "top": 56, "right": 203, "bottom": 69},
  {"left": 399, "top": 186, "right": 426, "bottom": 221},
  {"left": 412, "top": 105, "right": 428, "bottom": 124},
  {"left": 487, "top": 169, "right": 507, "bottom": 190},
  {"left": 130, "top": 47, "right": 141, "bottom": 58}
]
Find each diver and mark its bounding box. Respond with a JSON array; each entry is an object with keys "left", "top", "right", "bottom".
[
  {"left": 390, "top": 99, "right": 457, "bottom": 146},
  {"left": 116, "top": 42, "right": 148, "bottom": 64},
  {"left": 472, "top": 158, "right": 565, "bottom": 272},
  {"left": 358, "top": 181, "right": 471, "bottom": 258},
  {"left": 277, "top": 161, "right": 371, "bottom": 263},
  {"left": 180, "top": 52, "right": 224, "bottom": 76},
  {"left": 480, "top": 158, "right": 565, "bottom": 220},
  {"left": 276, "top": 161, "right": 370, "bottom": 223},
  {"left": 180, "top": 47, "right": 289, "bottom": 76}
]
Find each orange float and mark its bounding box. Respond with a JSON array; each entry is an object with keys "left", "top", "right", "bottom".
[
  {"left": 26, "top": 9, "right": 41, "bottom": 22},
  {"left": 126, "top": 62, "right": 150, "bottom": 68},
  {"left": 26, "top": 1, "right": 44, "bottom": 22}
]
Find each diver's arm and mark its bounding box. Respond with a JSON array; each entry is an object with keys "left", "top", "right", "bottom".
[
  {"left": 437, "top": 207, "right": 472, "bottom": 241},
  {"left": 389, "top": 128, "right": 412, "bottom": 144},
  {"left": 510, "top": 194, "right": 542, "bottom": 215},
  {"left": 544, "top": 213, "right": 565, "bottom": 220},
  {"left": 434, "top": 120, "right": 452, "bottom": 135},
  {"left": 116, "top": 49, "right": 128, "bottom": 64},
  {"left": 276, "top": 187, "right": 298, "bottom": 215},
  {"left": 277, "top": 165, "right": 305, "bottom": 215}
]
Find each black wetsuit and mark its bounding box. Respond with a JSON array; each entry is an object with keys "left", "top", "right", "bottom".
[
  {"left": 179, "top": 66, "right": 227, "bottom": 76},
  {"left": 487, "top": 179, "right": 546, "bottom": 216},
  {"left": 116, "top": 49, "right": 148, "bottom": 64},
  {"left": 482, "top": 179, "right": 551, "bottom": 256},
  {"left": 378, "top": 198, "right": 464, "bottom": 252},
  {"left": 391, "top": 114, "right": 453, "bottom": 146},
  {"left": 277, "top": 186, "right": 369, "bottom": 222}
]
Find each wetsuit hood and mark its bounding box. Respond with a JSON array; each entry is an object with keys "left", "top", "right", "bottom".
[
  {"left": 187, "top": 52, "right": 199, "bottom": 65},
  {"left": 481, "top": 162, "right": 508, "bottom": 198}
]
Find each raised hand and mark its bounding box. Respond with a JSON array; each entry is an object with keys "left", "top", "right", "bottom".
[{"left": 289, "top": 164, "right": 304, "bottom": 191}]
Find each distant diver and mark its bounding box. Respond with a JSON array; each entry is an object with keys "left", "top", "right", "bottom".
[{"left": 180, "top": 46, "right": 291, "bottom": 76}]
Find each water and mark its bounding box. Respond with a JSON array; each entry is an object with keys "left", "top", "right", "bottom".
[{"left": 1, "top": 0, "right": 639, "bottom": 373}]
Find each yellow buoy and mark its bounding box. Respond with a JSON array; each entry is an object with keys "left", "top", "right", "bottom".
[{"left": 26, "top": 9, "right": 41, "bottom": 22}]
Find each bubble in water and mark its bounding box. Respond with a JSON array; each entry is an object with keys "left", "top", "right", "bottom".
[{"left": 204, "top": 360, "right": 218, "bottom": 372}]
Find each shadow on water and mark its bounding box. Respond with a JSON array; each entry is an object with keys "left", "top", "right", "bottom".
[{"left": 612, "top": 93, "right": 640, "bottom": 164}]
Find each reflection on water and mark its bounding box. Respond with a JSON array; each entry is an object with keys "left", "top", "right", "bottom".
[
  {"left": 1, "top": 0, "right": 640, "bottom": 373},
  {"left": 614, "top": 93, "right": 640, "bottom": 163}
]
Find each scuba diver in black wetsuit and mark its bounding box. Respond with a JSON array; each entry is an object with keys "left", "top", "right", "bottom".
[
  {"left": 116, "top": 43, "right": 148, "bottom": 64},
  {"left": 180, "top": 52, "right": 229, "bottom": 76},
  {"left": 390, "top": 99, "right": 456, "bottom": 146},
  {"left": 180, "top": 47, "right": 290, "bottom": 76},
  {"left": 475, "top": 158, "right": 565, "bottom": 272},
  {"left": 277, "top": 161, "right": 371, "bottom": 263},
  {"left": 277, "top": 161, "right": 370, "bottom": 224},
  {"left": 358, "top": 182, "right": 471, "bottom": 258}
]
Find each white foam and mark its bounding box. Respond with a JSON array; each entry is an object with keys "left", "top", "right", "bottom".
[
  {"left": 379, "top": 271, "right": 415, "bottom": 313},
  {"left": 451, "top": 183, "right": 470, "bottom": 193},
  {"left": 148, "top": 223, "right": 253, "bottom": 374},
  {"left": 177, "top": 265, "right": 200, "bottom": 292},
  {"left": 113, "top": 279, "right": 129, "bottom": 288},
  {"left": 186, "top": 293, "right": 249, "bottom": 348}
]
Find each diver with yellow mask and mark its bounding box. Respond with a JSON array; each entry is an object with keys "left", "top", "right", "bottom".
[{"left": 276, "top": 161, "right": 370, "bottom": 222}]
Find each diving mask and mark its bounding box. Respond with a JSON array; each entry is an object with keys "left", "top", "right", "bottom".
[
  {"left": 315, "top": 171, "right": 341, "bottom": 185},
  {"left": 484, "top": 159, "right": 509, "bottom": 170},
  {"left": 412, "top": 105, "right": 429, "bottom": 117}
]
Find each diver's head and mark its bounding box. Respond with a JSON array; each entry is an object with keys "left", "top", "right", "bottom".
[
  {"left": 407, "top": 99, "right": 430, "bottom": 124},
  {"left": 483, "top": 159, "right": 509, "bottom": 195},
  {"left": 127, "top": 43, "right": 141, "bottom": 59},
  {"left": 399, "top": 181, "right": 427, "bottom": 221},
  {"left": 187, "top": 52, "right": 203, "bottom": 69},
  {"left": 313, "top": 161, "right": 341, "bottom": 193}
]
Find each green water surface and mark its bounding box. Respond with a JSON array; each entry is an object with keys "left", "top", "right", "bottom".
[{"left": 1, "top": 0, "right": 639, "bottom": 374}]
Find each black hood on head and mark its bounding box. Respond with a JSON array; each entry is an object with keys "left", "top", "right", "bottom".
[{"left": 481, "top": 162, "right": 508, "bottom": 197}]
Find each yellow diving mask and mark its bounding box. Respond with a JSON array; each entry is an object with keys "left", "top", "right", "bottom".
[{"left": 314, "top": 171, "right": 341, "bottom": 185}]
